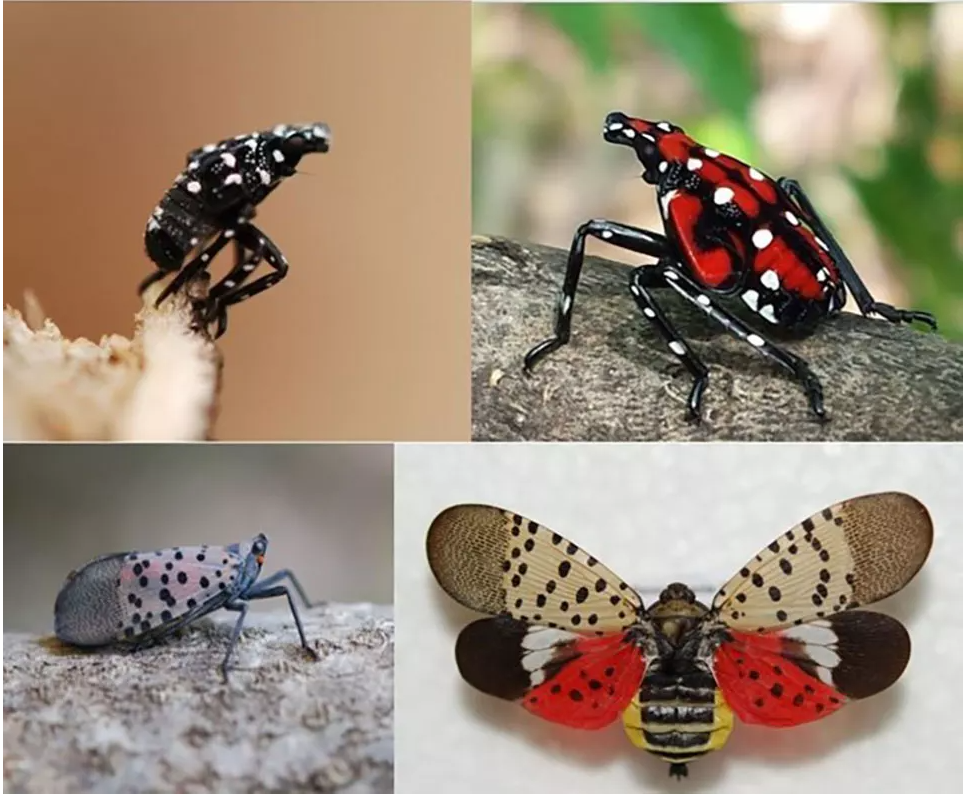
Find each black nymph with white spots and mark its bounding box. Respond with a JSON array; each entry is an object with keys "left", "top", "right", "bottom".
[
  {"left": 53, "top": 534, "right": 319, "bottom": 681},
  {"left": 140, "top": 123, "right": 330, "bottom": 338}
]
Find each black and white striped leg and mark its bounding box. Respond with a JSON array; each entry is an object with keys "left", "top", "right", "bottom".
[
  {"left": 203, "top": 226, "right": 288, "bottom": 338},
  {"left": 144, "top": 233, "right": 233, "bottom": 305},
  {"left": 654, "top": 263, "right": 828, "bottom": 420},
  {"left": 628, "top": 264, "right": 709, "bottom": 422},
  {"left": 777, "top": 177, "right": 936, "bottom": 329},
  {"left": 524, "top": 219, "right": 671, "bottom": 373},
  {"left": 209, "top": 225, "right": 288, "bottom": 309}
]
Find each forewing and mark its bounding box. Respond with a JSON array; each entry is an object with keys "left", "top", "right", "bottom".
[
  {"left": 117, "top": 545, "right": 246, "bottom": 640},
  {"left": 713, "top": 493, "right": 931, "bottom": 631},
  {"left": 427, "top": 504, "right": 643, "bottom": 632},
  {"left": 456, "top": 616, "right": 646, "bottom": 730},
  {"left": 714, "top": 610, "right": 911, "bottom": 727}
]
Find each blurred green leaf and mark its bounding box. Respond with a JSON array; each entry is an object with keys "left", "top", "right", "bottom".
[
  {"left": 624, "top": 4, "right": 756, "bottom": 123},
  {"left": 531, "top": 4, "right": 614, "bottom": 72}
]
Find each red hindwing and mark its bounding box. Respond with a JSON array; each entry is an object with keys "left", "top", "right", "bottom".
[
  {"left": 714, "top": 628, "right": 847, "bottom": 727},
  {"left": 523, "top": 632, "right": 646, "bottom": 730}
]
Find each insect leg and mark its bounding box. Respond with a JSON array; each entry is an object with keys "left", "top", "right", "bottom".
[
  {"left": 524, "top": 220, "right": 672, "bottom": 373},
  {"left": 777, "top": 178, "right": 936, "bottom": 329},
  {"left": 201, "top": 241, "right": 265, "bottom": 338},
  {"left": 629, "top": 263, "right": 710, "bottom": 422},
  {"left": 657, "top": 263, "right": 827, "bottom": 420},
  {"left": 220, "top": 599, "right": 249, "bottom": 682},
  {"left": 242, "top": 584, "right": 319, "bottom": 661},
  {"left": 249, "top": 569, "right": 319, "bottom": 609},
  {"left": 153, "top": 233, "right": 233, "bottom": 307},
  {"left": 209, "top": 225, "right": 289, "bottom": 311}
]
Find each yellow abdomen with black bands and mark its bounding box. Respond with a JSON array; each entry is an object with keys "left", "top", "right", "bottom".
[{"left": 623, "top": 668, "right": 734, "bottom": 765}]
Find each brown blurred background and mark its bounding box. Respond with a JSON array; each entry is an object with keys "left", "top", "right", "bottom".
[
  {"left": 4, "top": 2, "right": 471, "bottom": 441},
  {"left": 4, "top": 444, "right": 393, "bottom": 633}
]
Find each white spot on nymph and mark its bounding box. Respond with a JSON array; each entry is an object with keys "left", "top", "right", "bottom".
[
  {"left": 669, "top": 341, "right": 686, "bottom": 356},
  {"left": 312, "top": 125, "right": 329, "bottom": 139},
  {"left": 258, "top": 237, "right": 266, "bottom": 246},
  {"left": 639, "top": 132, "right": 656, "bottom": 143},
  {"left": 607, "top": 122, "right": 623, "bottom": 131},
  {"left": 224, "top": 173, "right": 242, "bottom": 186},
  {"left": 152, "top": 206, "right": 163, "bottom": 218},
  {"left": 560, "top": 294, "right": 572, "bottom": 315},
  {"left": 187, "top": 160, "right": 199, "bottom": 171},
  {"left": 147, "top": 218, "right": 160, "bottom": 232},
  {"left": 659, "top": 188, "right": 679, "bottom": 216},
  {"left": 522, "top": 627, "right": 577, "bottom": 651},
  {"left": 713, "top": 187, "right": 734, "bottom": 205},
  {"left": 815, "top": 237, "right": 830, "bottom": 251},
  {"left": 202, "top": 144, "right": 217, "bottom": 153},
  {"left": 759, "top": 304, "right": 778, "bottom": 323},
  {"left": 272, "top": 124, "right": 289, "bottom": 136},
  {"left": 622, "top": 127, "right": 636, "bottom": 139},
  {"left": 748, "top": 167, "right": 765, "bottom": 181},
  {"left": 752, "top": 229, "right": 774, "bottom": 249},
  {"left": 201, "top": 253, "right": 211, "bottom": 263},
  {"left": 243, "top": 262, "right": 256, "bottom": 272},
  {"left": 657, "top": 121, "right": 672, "bottom": 132},
  {"left": 704, "top": 148, "right": 720, "bottom": 158},
  {"left": 697, "top": 294, "right": 711, "bottom": 306},
  {"left": 663, "top": 269, "right": 679, "bottom": 281},
  {"left": 223, "top": 280, "right": 236, "bottom": 289},
  {"left": 760, "top": 269, "right": 780, "bottom": 291},
  {"left": 643, "top": 307, "right": 656, "bottom": 318},
  {"left": 224, "top": 229, "right": 236, "bottom": 239},
  {"left": 687, "top": 158, "right": 702, "bottom": 171},
  {"left": 658, "top": 161, "right": 668, "bottom": 173},
  {"left": 189, "top": 237, "right": 199, "bottom": 246},
  {"left": 601, "top": 230, "right": 613, "bottom": 239},
  {"left": 630, "top": 284, "right": 641, "bottom": 297},
  {"left": 272, "top": 149, "right": 285, "bottom": 163},
  {"left": 245, "top": 138, "right": 259, "bottom": 151},
  {"left": 258, "top": 168, "right": 271, "bottom": 185},
  {"left": 747, "top": 333, "right": 765, "bottom": 347},
  {"left": 186, "top": 181, "right": 202, "bottom": 194},
  {"left": 741, "top": 290, "right": 760, "bottom": 311},
  {"left": 220, "top": 152, "right": 236, "bottom": 168},
  {"left": 817, "top": 268, "right": 829, "bottom": 282},
  {"left": 785, "top": 211, "right": 800, "bottom": 226}
]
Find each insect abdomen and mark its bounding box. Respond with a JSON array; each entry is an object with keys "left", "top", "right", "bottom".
[
  {"left": 54, "top": 554, "right": 127, "bottom": 646},
  {"left": 622, "top": 668, "right": 734, "bottom": 765}
]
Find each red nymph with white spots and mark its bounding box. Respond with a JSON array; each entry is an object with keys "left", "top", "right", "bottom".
[{"left": 524, "top": 112, "right": 936, "bottom": 421}]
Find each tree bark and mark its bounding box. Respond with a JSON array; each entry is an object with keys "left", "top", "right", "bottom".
[
  {"left": 472, "top": 235, "right": 962, "bottom": 441},
  {"left": 3, "top": 604, "right": 394, "bottom": 793}
]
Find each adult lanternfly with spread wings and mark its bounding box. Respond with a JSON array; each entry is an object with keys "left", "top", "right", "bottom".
[
  {"left": 54, "top": 534, "right": 318, "bottom": 681},
  {"left": 524, "top": 113, "right": 937, "bottom": 421},
  {"left": 427, "top": 493, "right": 932, "bottom": 778},
  {"left": 140, "top": 123, "right": 331, "bottom": 338}
]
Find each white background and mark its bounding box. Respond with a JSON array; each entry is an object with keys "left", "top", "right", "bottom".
[{"left": 395, "top": 442, "right": 962, "bottom": 794}]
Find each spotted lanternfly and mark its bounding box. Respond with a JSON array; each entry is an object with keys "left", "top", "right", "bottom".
[
  {"left": 140, "top": 123, "right": 331, "bottom": 338},
  {"left": 427, "top": 493, "right": 932, "bottom": 778},
  {"left": 524, "top": 113, "right": 937, "bottom": 421},
  {"left": 54, "top": 534, "right": 318, "bottom": 681}
]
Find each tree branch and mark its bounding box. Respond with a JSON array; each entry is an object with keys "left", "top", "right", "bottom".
[
  {"left": 472, "top": 235, "right": 962, "bottom": 441},
  {"left": 3, "top": 276, "right": 222, "bottom": 441},
  {"left": 3, "top": 604, "right": 394, "bottom": 793}
]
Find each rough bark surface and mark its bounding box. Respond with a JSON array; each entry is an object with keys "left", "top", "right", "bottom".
[
  {"left": 3, "top": 604, "right": 394, "bottom": 794},
  {"left": 472, "top": 236, "right": 963, "bottom": 441},
  {"left": 4, "top": 276, "right": 222, "bottom": 441}
]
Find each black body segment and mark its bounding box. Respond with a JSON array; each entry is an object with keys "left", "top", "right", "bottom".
[{"left": 141, "top": 123, "right": 331, "bottom": 338}]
